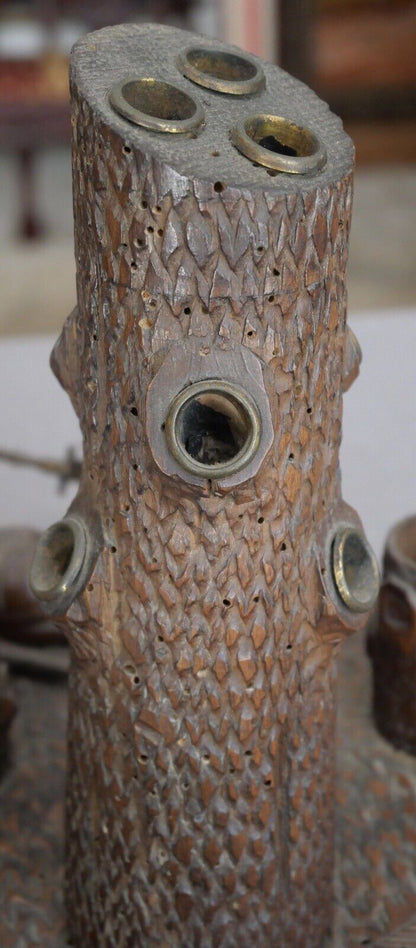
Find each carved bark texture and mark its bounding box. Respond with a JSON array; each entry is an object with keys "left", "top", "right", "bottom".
[{"left": 54, "top": 23, "right": 366, "bottom": 948}]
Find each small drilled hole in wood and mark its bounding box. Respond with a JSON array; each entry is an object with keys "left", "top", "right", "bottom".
[
  {"left": 122, "top": 145, "right": 131, "bottom": 155},
  {"left": 268, "top": 295, "right": 275, "bottom": 302},
  {"left": 273, "top": 267, "right": 280, "bottom": 276},
  {"left": 223, "top": 598, "right": 231, "bottom": 606},
  {"left": 281, "top": 542, "right": 287, "bottom": 551},
  {"left": 214, "top": 181, "right": 224, "bottom": 192},
  {"left": 130, "top": 407, "right": 138, "bottom": 416},
  {"left": 258, "top": 517, "right": 264, "bottom": 524},
  {"left": 184, "top": 306, "right": 191, "bottom": 315},
  {"left": 257, "top": 245, "right": 264, "bottom": 252},
  {"left": 141, "top": 200, "right": 148, "bottom": 209}
]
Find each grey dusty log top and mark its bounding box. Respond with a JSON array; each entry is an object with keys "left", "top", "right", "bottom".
[{"left": 72, "top": 22, "right": 353, "bottom": 192}]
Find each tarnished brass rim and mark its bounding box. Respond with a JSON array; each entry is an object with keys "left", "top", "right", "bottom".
[
  {"left": 29, "top": 516, "right": 88, "bottom": 603},
  {"left": 164, "top": 380, "right": 262, "bottom": 479},
  {"left": 230, "top": 113, "right": 327, "bottom": 174},
  {"left": 177, "top": 46, "right": 265, "bottom": 96},
  {"left": 109, "top": 76, "right": 204, "bottom": 133},
  {"left": 332, "top": 526, "right": 380, "bottom": 614}
]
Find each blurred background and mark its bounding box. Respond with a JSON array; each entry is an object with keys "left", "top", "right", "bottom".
[{"left": 0, "top": 0, "right": 415, "bottom": 336}]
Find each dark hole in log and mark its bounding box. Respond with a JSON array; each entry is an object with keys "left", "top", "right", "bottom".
[{"left": 259, "top": 135, "right": 297, "bottom": 157}]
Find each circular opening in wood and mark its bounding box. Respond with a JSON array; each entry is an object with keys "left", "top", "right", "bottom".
[
  {"left": 109, "top": 77, "right": 204, "bottom": 133},
  {"left": 178, "top": 46, "right": 265, "bottom": 95},
  {"left": 230, "top": 113, "right": 327, "bottom": 174},
  {"left": 165, "top": 380, "right": 261, "bottom": 479},
  {"left": 332, "top": 527, "right": 379, "bottom": 614},
  {"left": 29, "top": 517, "right": 87, "bottom": 603}
]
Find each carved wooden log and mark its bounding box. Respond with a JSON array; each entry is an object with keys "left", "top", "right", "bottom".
[
  {"left": 368, "top": 516, "right": 416, "bottom": 756},
  {"left": 29, "top": 24, "right": 379, "bottom": 948}
]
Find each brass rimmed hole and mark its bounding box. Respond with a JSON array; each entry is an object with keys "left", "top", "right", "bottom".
[
  {"left": 230, "top": 113, "right": 327, "bottom": 174},
  {"left": 332, "top": 527, "right": 380, "bottom": 614},
  {"left": 29, "top": 517, "right": 87, "bottom": 603},
  {"left": 178, "top": 46, "right": 265, "bottom": 95},
  {"left": 165, "top": 380, "right": 261, "bottom": 479},
  {"left": 109, "top": 77, "right": 204, "bottom": 133}
]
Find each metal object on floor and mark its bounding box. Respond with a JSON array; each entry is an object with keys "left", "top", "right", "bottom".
[
  {"left": 368, "top": 515, "right": 416, "bottom": 755},
  {"left": 31, "top": 22, "right": 378, "bottom": 948}
]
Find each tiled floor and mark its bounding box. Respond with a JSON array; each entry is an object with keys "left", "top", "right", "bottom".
[{"left": 0, "top": 149, "right": 415, "bottom": 336}]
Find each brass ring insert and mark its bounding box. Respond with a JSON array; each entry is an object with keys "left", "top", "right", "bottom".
[
  {"left": 165, "top": 380, "right": 262, "bottom": 479},
  {"left": 178, "top": 46, "right": 265, "bottom": 95},
  {"left": 332, "top": 526, "right": 380, "bottom": 614},
  {"left": 109, "top": 77, "right": 204, "bottom": 133},
  {"left": 29, "top": 516, "right": 88, "bottom": 603},
  {"left": 230, "top": 113, "right": 327, "bottom": 174}
]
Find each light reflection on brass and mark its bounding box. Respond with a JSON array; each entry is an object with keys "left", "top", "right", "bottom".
[
  {"left": 332, "top": 526, "right": 380, "bottom": 614},
  {"left": 231, "top": 113, "right": 327, "bottom": 174},
  {"left": 178, "top": 46, "right": 265, "bottom": 95},
  {"left": 109, "top": 77, "right": 204, "bottom": 133}
]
